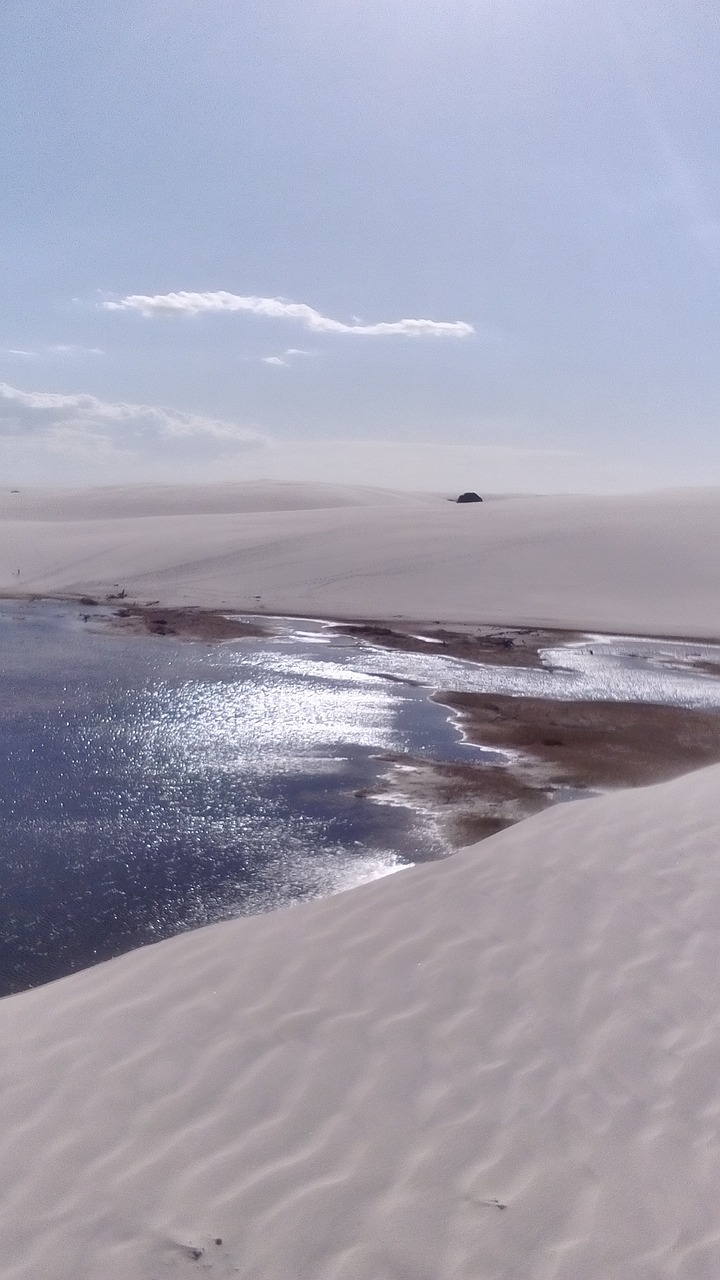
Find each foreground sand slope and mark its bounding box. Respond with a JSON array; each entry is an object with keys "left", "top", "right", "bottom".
[
  {"left": 1, "top": 482, "right": 719, "bottom": 635},
  {"left": 2, "top": 764, "right": 720, "bottom": 1279}
]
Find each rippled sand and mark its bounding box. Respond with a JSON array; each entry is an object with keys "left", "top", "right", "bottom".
[
  {"left": 2, "top": 764, "right": 720, "bottom": 1277},
  {"left": 2, "top": 481, "right": 720, "bottom": 1278}
]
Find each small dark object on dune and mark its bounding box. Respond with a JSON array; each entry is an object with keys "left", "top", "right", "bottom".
[{"left": 455, "top": 491, "right": 482, "bottom": 503}]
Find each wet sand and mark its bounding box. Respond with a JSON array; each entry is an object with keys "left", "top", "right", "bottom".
[
  {"left": 371, "top": 696, "right": 720, "bottom": 847},
  {"left": 54, "top": 596, "right": 720, "bottom": 851},
  {"left": 352, "top": 624, "right": 720, "bottom": 847},
  {"left": 104, "top": 601, "right": 271, "bottom": 642},
  {"left": 336, "top": 620, "right": 577, "bottom": 667},
  {"left": 95, "top": 607, "right": 720, "bottom": 849}
]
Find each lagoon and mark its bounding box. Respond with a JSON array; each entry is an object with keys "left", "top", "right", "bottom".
[{"left": 2, "top": 599, "right": 720, "bottom": 996}]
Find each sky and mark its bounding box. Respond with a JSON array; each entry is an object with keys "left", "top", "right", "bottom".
[{"left": 1, "top": 0, "right": 720, "bottom": 492}]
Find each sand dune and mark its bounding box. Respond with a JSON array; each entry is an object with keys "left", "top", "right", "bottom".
[
  {"left": 1, "top": 482, "right": 719, "bottom": 636},
  {"left": 3, "top": 481, "right": 720, "bottom": 1277},
  {"left": 0, "top": 480, "right": 427, "bottom": 521},
  {"left": 2, "top": 764, "right": 720, "bottom": 1278}
]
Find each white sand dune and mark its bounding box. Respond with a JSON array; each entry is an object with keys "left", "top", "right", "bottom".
[
  {"left": 2, "top": 765, "right": 720, "bottom": 1278},
  {"left": 1, "top": 481, "right": 719, "bottom": 636},
  {"left": 2, "top": 481, "right": 720, "bottom": 1278}
]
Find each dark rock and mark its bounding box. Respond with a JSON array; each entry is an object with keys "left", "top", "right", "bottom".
[{"left": 456, "top": 491, "right": 482, "bottom": 503}]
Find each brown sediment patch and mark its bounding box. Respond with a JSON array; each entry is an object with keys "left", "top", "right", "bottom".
[
  {"left": 335, "top": 619, "right": 720, "bottom": 675},
  {"left": 334, "top": 621, "right": 579, "bottom": 667},
  {"left": 369, "top": 696, "right": 720, "bottom": 849},
  {"left": 81, "top": 605, "right": 720, "bottom": 847},
  {"left": 434, "top": 692, "right": 720, "bottom": 787},
  {"left": 107, "top": 605, "right": 271, "bottom": 643},
  {"left": 363, "top": 754, "right": 553, "bottom": 850}
]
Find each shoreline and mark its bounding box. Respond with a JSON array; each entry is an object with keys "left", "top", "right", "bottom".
[
  {"left": 109, "top": 600, "right": 720, "bottom": 848},
  {"left": 3, "top": 487, "right": 720, "bottom": 1276},
  {"left": 4, "top": 582, "right": 720, "bottom": 647},
  {"left": 7, "top": 591, "right": 719, "bottom": 854},
  {"left": 351, "top": 623, "right": 720, "bottom": 845},
  {"left": 376, "top": 692, "right": 720, "bottom": 847}
]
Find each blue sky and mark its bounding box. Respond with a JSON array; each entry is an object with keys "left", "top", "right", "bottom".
[{"left": 2, "top": 0, "right": 719, "bottom": 490}]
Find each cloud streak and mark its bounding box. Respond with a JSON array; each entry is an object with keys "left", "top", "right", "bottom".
[
  {"left": 0, "top": 382, "right": 266, "bottom": 455},
  {"left": 103, "top": 291, "right": 475, "bottom": 338},
  {"left": 48, "top": 344, "right": 105, "bottom": 356},
  {"left": 2, "top": 344, "right": 105, "bottom": 359}
]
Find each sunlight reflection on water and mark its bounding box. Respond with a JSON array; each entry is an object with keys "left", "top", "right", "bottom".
[
  {"left": 0, "top": 602, "right": 460, "bottom": 994},
  {"left": 1, "top": 601, "right": 720, "bottom": 995},
  {"left": 340, "top": 632, "right": 720, "bottom": 708}
]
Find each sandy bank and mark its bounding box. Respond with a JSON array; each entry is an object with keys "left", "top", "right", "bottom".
[
  {"left": 2, "top": 764, "right": 720, "bottom": 1277},
  {"left": 1, "top": 481, "right": 719, "bottom": 637},
  {"left": 376, "top": 690, "right": 720, "bottom": 845}
]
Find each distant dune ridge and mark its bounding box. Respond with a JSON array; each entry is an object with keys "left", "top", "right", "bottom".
[
  {"left": 1, "top": 481, "right": 720, "bottom": 636},
  {"left": 1, "top": 482, "right": 720, "bottom": 1278}
]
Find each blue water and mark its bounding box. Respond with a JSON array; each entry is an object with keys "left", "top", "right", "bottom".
[
  {"left": 2, "top": 601, "right": 720, "bottom": 997},
  {"left": 0, "top": 602, "right": 482, "bottom": 995}
]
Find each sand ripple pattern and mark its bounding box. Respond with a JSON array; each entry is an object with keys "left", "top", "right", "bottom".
[{"left": 2, "top": 764, "right": 720, "bottom": 1277}]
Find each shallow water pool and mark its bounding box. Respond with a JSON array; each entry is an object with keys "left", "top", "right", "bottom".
[{"left": 2, "top": 601, "right": 720, "bottom": 995}]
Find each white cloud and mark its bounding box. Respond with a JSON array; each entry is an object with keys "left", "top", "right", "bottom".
[
  {"left": 48, "top": 344, "right": 105, "bottom": 356},
  {"left": 103, "top": 291, "right": 475, "bottom": 338},
  {"left": 0, "top": 382, "right": 267, "bottom": 456},
  {"left": 262, "top": 355, "right": 287, "bottom": 366},
  {"left": 285, "top": 347, "right": 313, "bottom": 357},
  {"left": 2, "top": 344, "right": 106, "bottom": 360}
]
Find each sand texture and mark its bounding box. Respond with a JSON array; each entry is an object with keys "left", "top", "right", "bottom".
[
  {"left": 3, "top": 481, "right": 720, "bottom": 1278},
  {"left": 1, "top": 481, "right": 720, "bottom": 636},
  {"left": 1, "top": 764, "right": 720, "bottom": 1277}
]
